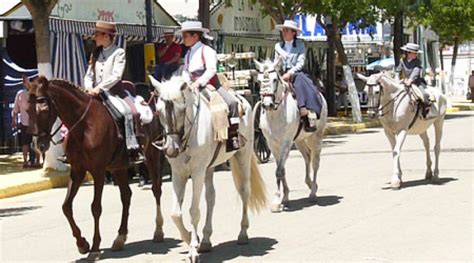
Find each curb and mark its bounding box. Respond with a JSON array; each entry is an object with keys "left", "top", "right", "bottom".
[
  {"left": 0, "top": 170, "right": 93, "bottom": 199},
  {"left": 326, "top": 119, "right": 381, "bottom": 135}
]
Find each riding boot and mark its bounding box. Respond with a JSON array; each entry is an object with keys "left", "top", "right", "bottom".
[{"left": 226, "top": 118, "right": 241, "bottom": 152}]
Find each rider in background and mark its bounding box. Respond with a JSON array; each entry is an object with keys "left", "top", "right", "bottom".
[
  {"left": 274, "top": 20, "right": 321, "bottom": 132},
  {"left": 395, "top": 43, "right": 431, "bottom": 117},
  {"left": 179, "top": 21, "right": 242, "bottom": 151}
]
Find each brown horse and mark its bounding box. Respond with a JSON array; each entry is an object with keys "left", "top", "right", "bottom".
[{"left": 23, "top": 76, "right": 164, "bottom": 260}]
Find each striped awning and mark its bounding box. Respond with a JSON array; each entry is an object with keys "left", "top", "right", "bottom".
[{"left": 49, "top": 17, "right": 180, "bottom": 42}]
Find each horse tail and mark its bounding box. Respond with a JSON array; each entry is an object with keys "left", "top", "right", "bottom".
[{"left": 230, "top": 153, "right": 268, "bottom": 212}]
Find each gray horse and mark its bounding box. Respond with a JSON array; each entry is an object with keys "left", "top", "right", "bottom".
[{"left": 357, "top": 72, "right": 447, "bottom": 189}]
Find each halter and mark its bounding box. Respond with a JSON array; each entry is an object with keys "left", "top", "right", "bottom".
[
  {"left": 156, "top": 90, "right": 200, "bottom": 155},
  {"left": 32, "top": 94, "right": 93, "bottom": 145},
  {"left": 258, "top": 69, "right": 288, "bottom": 110}
]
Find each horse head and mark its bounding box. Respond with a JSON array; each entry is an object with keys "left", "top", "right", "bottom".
[
  {"left": 357, "top": 72, "right": 384, "bottom": 119},
  {"left": 23, "top": 75, "right": 58, "bottom": 153},
  {"left": 254, "top": 58, "right": 286, "bottom": 110},
  {"left": 149, "top": 75, "right": 191, "bottom": 158}
]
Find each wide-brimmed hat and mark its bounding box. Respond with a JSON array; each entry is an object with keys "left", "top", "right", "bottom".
[
  {"left": 275, "top": 20, "right": 302, "bottom": 33},
  {"left": 177, "top": 21, "right": 209, "bottom": 34},
  {"left": 162, "top": 29, "right": 175, "bottom": 37},
  {"left": 95, "top": 20, "right": 117, "bottom": 35},
  {"left": 401, "top": 43, "right": 423, "bottom": 54}
]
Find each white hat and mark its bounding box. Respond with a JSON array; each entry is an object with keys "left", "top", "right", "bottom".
[
  {"left": 162, "top": 29, "right": 175, "bottom": 36},
  {"left": 401, "top": 43, "right": 423, "bottom": 54},
  {"left": 177, "top": 21, "right": 210, "bottom": 34},
  {"left": 275, "top": 20, "right": 302, "bottom": 33}
]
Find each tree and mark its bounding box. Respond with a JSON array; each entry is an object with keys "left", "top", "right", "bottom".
[
  {"left": 415, "top": 0, "right": 474, "bottom": 93},
  {"left": 23, "top": 0, "right": 66, "bottom": 171},
  {"left": 305, "top": 0, "right": 379, "bottom": 122}
]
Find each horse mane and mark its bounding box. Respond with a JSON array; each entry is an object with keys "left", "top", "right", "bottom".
[{"left": 48, "top": 79, "right": 89, "bottom": 99}]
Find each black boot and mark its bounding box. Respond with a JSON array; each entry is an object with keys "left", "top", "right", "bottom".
[
  {"left": 302, "top": 116, "right": 317, "bottom": 132},
  {"left": 226, "top": 123, "right": 241, "bottom": 152}
]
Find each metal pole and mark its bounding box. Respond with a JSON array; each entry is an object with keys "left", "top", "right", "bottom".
[{"left": 145, "top": 0, "right": 153, "bottom": 43}]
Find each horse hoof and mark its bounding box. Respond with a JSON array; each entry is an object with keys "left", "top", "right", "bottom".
[
  {"left": 198, "top": 242, "right": 212, "bottom": 253},
  {"left": 188, "top": 250, "right": 200, "bottom": 263},
  {"left": 77, "top": 240, "right": 90, "bottom": 255},
  {"left": 391, "top": 180, "right": 402, "bottom": 190},
  {"left": 308, "top": 195, "right": 317, "bottom": 203},
  {"left": 425, "top": 171, "right": 433, "bottom": 180},
  {"left": 271, "top": 204, "right": 283, "bottom": 213},
  {"left": 431, "top": 176, "right": 441, "bottom": 184},
  {"left": 237, "top": 234, "right": 249, "bottom": 245},
  {"left": 153, "top": 231, "right": 164, "bottom": 243},
  {"left": 111, "top": 235, "right": 127, "bottom": 251},
  {"left": 86, "top": 251, "right": 101, "bottom": 261}
]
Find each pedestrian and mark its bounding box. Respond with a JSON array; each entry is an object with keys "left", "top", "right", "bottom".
[
  {"left": 468, "top": 70, "right": 474, "bottom": 102},
  {"left": 12, "top": 88, "right": 41, "bottom": 168},
  {"left": 154, "top": 29, "right": 182, "bottom": 81}
]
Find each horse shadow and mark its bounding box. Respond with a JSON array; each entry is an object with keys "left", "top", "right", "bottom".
[
  {"left": 381, "top": 177, "right": 458, "bottom": 190},
  {"left": 0, "top": 206, "right": 41, "bottom": 218},
  {"left": 199, "top": 237, "right": 278, "bottom": 262},
  {"left": 75, "top": 238, "right": 181, "bottom": 262},
  {"left": 284, "top": 195, "right": 343, "bottom": 212}
]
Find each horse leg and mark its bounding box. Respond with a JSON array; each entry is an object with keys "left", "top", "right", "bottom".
[
  {"left": 419, "top": 132, "right": 433, "bottom": 180},
  {"left": 62, "top": 165, "right": 89, "bottom": 255},
  {"left": 295, "top": 141, "right": 312, "bottom": 190},
  {"left": 231, "top": 148, "right": 252, "bottom": 245},
  {"left": 87, "top": 167, "right": 106, "bottom": 261},
  {"left": 391, "top": 130, "right": 407, "bottom": 189},
  {"left": 271, "top": 140, "right": 291, "bottom": 213},
  {"left": 171, "top": 173, "right": 190, "bottom": 245},
  {"left": 111, "top": 169, "right": 132, "bottom": 251},
  {"left": 199, "top": 169, "right": 215, "bottom": 253},
  {"left": 146, "top": 146, "right": 164, "bottom": 243},
  {"left": 384, "top": 128, "right": 396, "bottom": 151},
  {"left": 188, "top": 169, "right": 206, "bottom": 262},
  {"left": 309, "top": 135, "right": 323, "bottom": 203},
  {"left": 433, "top": 116, "right": 444, "bottom": 183}
]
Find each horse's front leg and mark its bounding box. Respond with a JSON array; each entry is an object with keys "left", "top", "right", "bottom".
[
  {"left": 309, "top": 135, "right": 323, "bottom": 202},
  {"left": 419, "top": 132, "right": 433, "bottom": 180},
  {"left": 271, "top": 140, "right": 291, "bottom": 213},
  {"left": 189, "top": 169, "right": 206, "bottom": 262},
  {"left": 88, "top": 167, "right": 106, "bottom": 261},
  {"left": 111, "top": 169, "right": 132, "bottom": 252},
  {"left": 62, "top": 165, "right": 89, "bottom": 255},
  {"left": 433, "top": 117, "right": 444, "bottom": 183},
  {"left": 171, "top": 172, "right": 190, "bottom": 245},
  {"left": 391, "top": 130, "right": 407, "bottom": 189},
  {"left": 198, "top": 168, "right": 215, "bottom": 253}
]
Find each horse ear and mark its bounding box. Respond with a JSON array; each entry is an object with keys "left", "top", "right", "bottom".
[
  {"left": 356, "top": 73, "right": 368, "bottom": 82},
  {"left": 23, "top": 75, "right": 32, "bottom": 91},
  {"left": 254, "top": 59, "right": 264, "bottom": 72},
  {"left": 272, "top": 57, "right": 282, "bottom": 71},
  {"left": 148, "top": 75, "right": 162, "bottom": 93}
]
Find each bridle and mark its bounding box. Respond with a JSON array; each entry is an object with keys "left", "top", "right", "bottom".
[
  {"left": 366, "top": 77, "right": 407, "bottom": 117},
  {"left": 155, "top": 91, "right": 200, "bottom": 155},
  {"left": 31, "top": 94, "right": 92, "bottom": 145},
  {"left": 258, "top": 69, "right": 287, "bottom": 110}
]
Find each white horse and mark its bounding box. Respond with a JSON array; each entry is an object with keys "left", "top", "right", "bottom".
[
  {"left": 254, "top": 59, "right": 328, "bottom": 212},
  {"left": 149, "top": 75, "right": 267, "bottom": 262},
  {"left": 357, "top": 72, "right": 447, "bottom": 189}
]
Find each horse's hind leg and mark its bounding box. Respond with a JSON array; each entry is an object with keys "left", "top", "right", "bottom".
[
  {"left": 199, "top": 168, "right": 215, "bottom": 253},
  {"left": 231, "top": 150, "right": 251, "bottom": 244},
  {"left": 433, "top": 116, "right": 444, "bottom": 182},
  {"left": 308, "top": 134, "right": 323, "bottom": 202},
  {"left": 111, "top": 168, "right": 132, "bottom": 251},
  {"left": 88, "top": 167, "right": 106, "bottom": 261},
  {"left": 62, "top": 165, "right": 89, "bottom": 255},
  {"left": 171, "top": 172, "right": 191, "bottom": 245},
  {"left": 295, "top": 141, "right": 312, "bottom": 190},
  {"left": 419, "top": 132, "right": 433, "bottom": 180}
]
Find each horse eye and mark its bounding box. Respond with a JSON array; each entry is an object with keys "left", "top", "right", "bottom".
[{"left": 36, "top": 98, "right": 46, "bottom": 104}]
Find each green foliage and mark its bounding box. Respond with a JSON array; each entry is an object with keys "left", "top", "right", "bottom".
[{"left": 415, "top": 0, "right": 474, "bottom": 45}]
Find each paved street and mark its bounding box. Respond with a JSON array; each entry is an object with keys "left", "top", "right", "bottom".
[{"left": 1, "top": 112, "right": 472, "bottom": 262}]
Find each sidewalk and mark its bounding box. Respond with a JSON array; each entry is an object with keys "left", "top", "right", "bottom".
[{"left": 1, "top": 101, "right": 472, "bottom": 199}]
